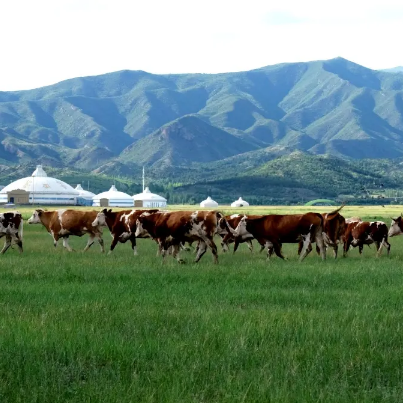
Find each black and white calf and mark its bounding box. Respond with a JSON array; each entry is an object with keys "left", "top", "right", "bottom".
[{"left": 0, "top": 211, "right": 23, "bottom": 254}]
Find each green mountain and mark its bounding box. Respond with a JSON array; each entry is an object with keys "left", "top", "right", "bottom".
[
  {"left": 1, "top": 58, "right": 403, "bottom": 203},
  {"left": 1, "top": 57, "right": 403, "bottom": 170},
  {"left": 119, "top": 115, "right": 257, "bottom": 167}
]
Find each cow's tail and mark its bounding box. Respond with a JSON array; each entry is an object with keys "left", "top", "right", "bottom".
[{"left": 325, "top": 203, "right": 345, "bottom": 220}]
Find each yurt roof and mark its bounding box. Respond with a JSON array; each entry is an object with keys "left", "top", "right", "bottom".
[
  {"left": 132, "top": 187, "right": 167, "bottom": 202},
  {"left": 231, "top": 197, "right": 249, "bottom": 206},
  {"left": 75, "top": 184, "right": 95, "bottom": 199},
  {"left": 200, "top": 196, "right": 218, "bottom": 206},
  {"left": 0, "top": 165, "right": 79, "bottom": 195},
  {"left": 93, "top": 185, "right": 132, "bottom": 200}
]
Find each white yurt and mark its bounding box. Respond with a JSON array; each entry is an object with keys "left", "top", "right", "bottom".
[
  {"left": 0, "top": 165, "right": 79, "bottom": 205},
  {"left": 92, "top": 185, "right": 134, "bottom": 207},
  {"left": 132, "top": 187, "right": 167, "bottom": 208},
  {"left": 200, "top": 196, "right": 218, "bottom": 208},
  {"left": 75, "top": 184, "right": 96, "bottom": 206},
  {"left": 231, "top": 197, "right": 250, "bottom": 207}
]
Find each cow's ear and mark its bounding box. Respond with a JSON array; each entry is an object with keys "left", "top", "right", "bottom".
[
  {"left": 108, "top": 209, "right": 112, "bottom": 213},
  {"left": 37, "top": 210, "right": 43, "bottom": 216}
]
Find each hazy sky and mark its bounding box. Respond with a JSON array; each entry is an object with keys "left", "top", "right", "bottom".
[{"left": 1, "top": 0, "right": 402, "bottom": 91}]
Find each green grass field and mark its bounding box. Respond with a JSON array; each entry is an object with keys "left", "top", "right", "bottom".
[{"left": 1, "top": 205, "right": 403, "bottom": 402}]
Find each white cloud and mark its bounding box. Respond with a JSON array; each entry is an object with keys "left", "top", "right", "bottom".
[{"left": 0, "top": 0, "right": 402, "bottom": 90}]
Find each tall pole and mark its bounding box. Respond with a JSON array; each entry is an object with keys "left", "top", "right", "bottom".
[{"left": 142, "top": 166, "right": 145, "bottom": 192}]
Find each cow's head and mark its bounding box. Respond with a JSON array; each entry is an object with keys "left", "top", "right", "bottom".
[
  {"left": 134, "top": 217, "right": 147, "bottom": 238},
  {"left": 92, "top": 209, "right": 111, "bottom": 227},
  {"left": 389, "top": 215, "right": 403, "bottom": 237},
  {"left": 28, "top": 209, "right": 43, "bottom": 224},
  {"left": 135, "top": 212, "right": 155, "bottom": 238},
  {"left": 233, "top": 216, "right": 249, "bottom": 237}
]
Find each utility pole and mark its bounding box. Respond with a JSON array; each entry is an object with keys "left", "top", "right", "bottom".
[{"left": 142, "top": 166, "right": 145, "bottom": 192}]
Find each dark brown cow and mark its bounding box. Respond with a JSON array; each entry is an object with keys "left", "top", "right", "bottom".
[
  {"left": 91, "top": 208, "right": 159, "bottom": 255},
  {"left": 135, "top": 210, "right": 224, "bottom": 263},
  {"left": 0, "top": 211, "right": 23, "bottom": 254},
  {"left": 343, "top": 218, "right": 390, "bottom": 257},
  {"left": 28, "top": 209, "right": 104, "bottom": 252},
  {"left": 297, "top": 205, "right": 346, "bottom": 258},
  {"left": 217, "top": 214, "right": 265, "bottom": 253},
  {"left": 230, "top": 213, "right": 326, "bottom": 261}
]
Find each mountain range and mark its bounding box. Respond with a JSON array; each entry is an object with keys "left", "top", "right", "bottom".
[{"left": 1, "top": 57, "right": 403, "bottom": 203}]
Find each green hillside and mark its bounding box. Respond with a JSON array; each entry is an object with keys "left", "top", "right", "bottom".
[
  {"left": 1, "top": 58, "right": 403, "bottom": 203},
  {"left": 1, "top": 57, "right": 403, "bottom": 170}
]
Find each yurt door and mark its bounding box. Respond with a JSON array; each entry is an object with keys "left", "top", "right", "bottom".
[{"left": 100, "top": 198, "right": 109, "bottom": 207}]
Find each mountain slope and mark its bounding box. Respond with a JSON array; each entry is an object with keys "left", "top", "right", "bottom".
[
  {"left": 119, "top": 115, "right": 257, "bottom": 166},
  {"left": 1, "top": 58, "right": 403, "bottom": 169}
]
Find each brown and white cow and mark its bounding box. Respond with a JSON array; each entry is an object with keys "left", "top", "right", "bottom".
[
  {"left": 28, "top": 209, "right": 104, "bottom": 252},
  {"left": 343, "top": 218, "right": 390, "bottom": 257},
  {"left": 135, "top": 210, "right": 224, "bottom": 263},
  {"left": 297, "top": 205, "right": 346, "bottom": 259},
  {"left": 388, "top": 215, "right": 403, "bottom": 238},
  {"left": 217, "top": 214, "right": 265, "bottom": 253},
  {"left": 91, "top": 208, "right": 159, "bottom": 255},
  {"left": 230, "top": 213, "right": 326, "bottom": 261},
  {"left": 0, "top": 211, "right": 23, "bottom": 254}
]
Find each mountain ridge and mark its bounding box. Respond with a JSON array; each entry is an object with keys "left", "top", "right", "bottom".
[{"left": 1, "top": 57, "right": 403, "bottom": 203}]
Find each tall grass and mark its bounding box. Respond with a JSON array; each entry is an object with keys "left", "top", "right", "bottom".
[{"left": 0, "top": 208, "right": 402, "bottom": 402}]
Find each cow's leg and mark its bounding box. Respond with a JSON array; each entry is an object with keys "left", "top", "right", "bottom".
[
  {"left": 51, "top": 231, "right": 59, "bottom": 248},
  {"left": 384, "top": 239, "right": 391, "bottom": 256},
  {"left": 358, "top": 244, "right": 364, "bottom": 255},
  {"left": 194, "top": 240, "right": 208, "bottom": 263},
  {"left": 0, "top": 235, "right": 12, "bottom": 254},
  {"left": 63, "top": 237, "right": 74, "bottom": 252},
  {"left": 376, "top": 239, "right": 388, "bottom": 257},
  {"left": 268, "top": 242, "right": 274, "bottom": 258},
  {"left": 343, "top": 237, "right": 352, "bottom": 257},
  {"left": 171, "top": 244, "right": 185, "bottom": 264},
  {"left": 247, "top": 239, "right": 253, "bottom": 253},
  {"left": 156, "top": 241, "right": 162, "bottom": 257},
  {"left": 297, "top": 241, "right": 303, "bottom": 256},
  {"left": 83, "top": 235, "right": 95, "bottom": 252},
  {"left": 97, "top": 235, "right": 105, "bottom": 253},
  {"left": 12, "top": 234, "right": 23, "bottom": 253},
  {"left": 273, "top": 242, "right": 285, "bottom": 260},
  {"left": 194, "top": 240, "right": 201, "bottom": 255},
  {"left": 315, "top": 230, "right": 326, "bottom": 261},
  {"left": 129, "top": 236, "right": 137, "bottom": 256},
  {"left": 299, "top": 233, "right": 312, "bottom": 262},
  {"left": 259, "top": 243, "right": 265, "bottom": 253},
  {"left": 233, "top": 237, "right": 241, "bottom": 254},
  {"left": 333, "top": 244, "right": 338, "bottom": 259},
  {"left": 266, "top": 241, "right": 274, "bottom": 260},
  {"left": 108, "top": 235, "right": 119, "bottom": 255}
]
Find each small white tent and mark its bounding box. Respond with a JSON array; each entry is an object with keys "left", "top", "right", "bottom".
[
  {"left": 93, "top": 185, "right": 134, "bottom": 207},
  {"left": 132, "top": 187, "right": 167, "bottom": 207},
  {"left": 231, "top": 197, "right": 250, "bottom": 207},
  {"left": 200, "top": 196, "right": 218, "bottom": 208},
  {"left": 75, "top": 184, "right": 95, "bottom": 206}
]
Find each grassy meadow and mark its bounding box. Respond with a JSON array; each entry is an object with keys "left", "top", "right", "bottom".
[{"left": 1, "top": 205, "right": 403, "bottom": 402}]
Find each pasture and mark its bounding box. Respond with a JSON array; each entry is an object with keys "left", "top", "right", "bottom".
[{"left": 1, "top": 205, "right": 403, "bottom": 402}]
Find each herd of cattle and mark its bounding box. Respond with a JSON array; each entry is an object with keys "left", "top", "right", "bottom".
[{"left": 1, "top": 206, "right": 403, "bottom": 262}]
